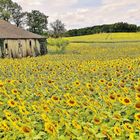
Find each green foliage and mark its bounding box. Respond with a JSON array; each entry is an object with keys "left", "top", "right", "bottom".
[
  {"left": 48, "top": 38, "right": 69, "bottom": 54},
  {"left": 0, "top": 0, "right": 26, "bottom": 27},
  {"left": 138, "top": 26, "right": 140, "bottom": 32},
  {"left": 66, "top": 22, "right": 139, "bottom": 37},
  {"left": 26, "top": 10, "right": 48, "bottom": 35},
  {"left": 0, "top": 0, "right": 13, "bottom": 21},
  {"left": 11, "top": 2, "right": 26, "bottom": 27}
]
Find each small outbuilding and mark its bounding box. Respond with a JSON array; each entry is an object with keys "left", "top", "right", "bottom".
[{"left": 0, "top": 19, "right": 47, "bottom": 58}]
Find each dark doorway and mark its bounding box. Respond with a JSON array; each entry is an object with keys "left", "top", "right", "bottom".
[
  {"left": 39, "top": 39, "right": 47, "bottom": 55},
  {"left": 0, "top": 40, "right": 4, "bottom": 58}
]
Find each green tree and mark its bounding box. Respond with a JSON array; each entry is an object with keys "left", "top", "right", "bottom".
[
  {"left": 11, "top": 2, "right": 26, "bottom": 27},
  {"left": 137, "top": 26, "right": 140, "bottom": 32},
  {"left": 26, "top": 10, "right": 48, "bottom": 35},
  {"left": 50, "top": 19, "right": 66, "bottom": 38},
  {"left": 0, "top": 0, "right": 13, "bottom": 21}
]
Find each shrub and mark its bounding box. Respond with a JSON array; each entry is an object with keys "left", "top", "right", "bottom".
[{"left": 48, "top": 38, "right": 69, "bottom": 54}]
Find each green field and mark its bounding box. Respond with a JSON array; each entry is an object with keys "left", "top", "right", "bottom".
[{"left": 65, "top": 33, "right": 140, "bottom": 43}]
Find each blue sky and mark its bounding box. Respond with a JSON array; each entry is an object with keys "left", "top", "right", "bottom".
[{"left": 13, "top": 0, "right": 140, "bottom": 29}]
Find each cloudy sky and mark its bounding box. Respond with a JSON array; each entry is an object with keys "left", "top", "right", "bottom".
[{"left": 13, "top": 0, "right": 140, "bottom": 29}]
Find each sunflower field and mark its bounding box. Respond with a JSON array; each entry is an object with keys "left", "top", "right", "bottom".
[{"left": 0, "top": 40, "right": 140, "bottom": 140}]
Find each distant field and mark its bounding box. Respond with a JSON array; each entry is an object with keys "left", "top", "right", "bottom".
[{"left": 65, "top": 33, "right": 140, "bottom": 43}]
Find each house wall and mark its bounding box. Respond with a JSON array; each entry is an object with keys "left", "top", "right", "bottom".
[{"left": 3, "top": 39, "right": 41, "bottom": 58}]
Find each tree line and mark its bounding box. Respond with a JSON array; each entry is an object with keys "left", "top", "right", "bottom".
[{"left": 65, "top": 22, "right": 140, "bottom": 37}]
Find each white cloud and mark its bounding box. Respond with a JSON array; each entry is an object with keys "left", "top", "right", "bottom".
[{"left": 13, "top": 0, "right": 140, "bottom": 29}]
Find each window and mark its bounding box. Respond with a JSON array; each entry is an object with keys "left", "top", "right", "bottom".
[
  {"left": 18, "top": 43, "right": 22, "bottom": 48},
  {"left": 18, "top": 40, "right": 22, "bottom": 48},
  {"left": 29, "top": 40, "right": 32, "bottom": 47},
  {"left": 5, "top": 43, "right": 9, "bottom": 55},
  {"left": 5, "top": 43, "right": 8, "bottom": 49}
]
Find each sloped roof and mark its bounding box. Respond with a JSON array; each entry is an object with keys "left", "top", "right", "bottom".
[{"left": 0, "top": 20, "right": 45, "bottom": 39}]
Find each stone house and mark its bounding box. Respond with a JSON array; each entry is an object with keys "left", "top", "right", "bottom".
[{"left": 0, "top": 20, "right": 47, "bottom": 58}]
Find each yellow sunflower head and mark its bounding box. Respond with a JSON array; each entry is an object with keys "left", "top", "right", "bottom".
[
  {"left": 93, "top": 116, "right": 102, "bottom": 125},
  {"left": 135, "top": 85, "right": 140, "bottom": 92},
  {"left": 0, "top": 121, "right": 9, "bottom": 131},
  {"left": 0, "top": 81, "right": 4, "bottom": 88},
  {"left": 44, "top": 122, "right": 57, "bottom": 135},
  {"left": 135, "top": 102, "right": 140, "bottom": 110},
  {"left": 67, "top": 99, "right": 77, "bottom": 107},
  {"left": 121, "top": 97, "right": 132, "bottom": 106},
  {"left": 72, "top": 120, "right": 81, "bottom": 129},
  {"left": 123, "top": 123, "right": 134, "bottom": 133},
  {"left": 51, "top": 95, "right": 59, "bottom": 102},
  {"left": 134, "top": 113, "right": 140, "bottom": 121},
  {"left": 113, "top": 126, "right": 122, "bottom": 136},
  {"left": 8, "top": 100, "right": 17, "bottom": 107},
  {"left": 73, "top": 81, "right": 80, "bottom": 87},
  {"left": 22, "top": 126, "right": 31, "bottom": 133},
  {"left": 136, "top": 93, "right": 140, "bottom": 101},
  {"left": 11, "top": 89, "right": 19, "bottom": 94}
]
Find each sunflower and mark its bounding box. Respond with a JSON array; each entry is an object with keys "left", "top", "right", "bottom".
[
  {"left": 93, "top": 116, "right": 102, "bottom": 125},
  {"left": 134, "top": 113, "right": 140, "bottom": 121},
  {"left": 122, "top": 87, "right": 129, "bottom": 93},
  {"left": 73, "top": 81, "right": 80, "bottom": 87},
  {"left": 86, "top": 83, "right": 92, "bottom": 89},
  {"left": 107, "top": 82, "right": 113, "bottom": 88},
  {"left": 135, "top": 85, "right": 140, "bottom": 92},
  {"left": 5, "top": 79, "right": 12, "bottom": 83},
  {"left": 123, "top": 123, "right": 134, "bottom": 133},
  {"left": 41, "top": 113, "right": 50, "bottom": 122},
  {"left": 11, "top": 89, "right": 18, "bottom": 94},
  {"left": 72, "top": 120, "right": 81, "bottom": 129},
  {"left": 99, "top": 79, "right": 106, "bottom": 84},
  {"left": 22, "top": 126, "right": 31, "bottom": 133},
  {"left": 135, "top": 102, "right": 140, "bottom": 110},
  {"left": 116, "top": 93, "right": 121, "bottom": 99},
  {"left": 136, "top": 93, "right": 140, "bottom": 101},
  {"left": 113, "top": 113, "right": 122, "bottom": 121},
  {"left": 47, "top": 80, "right": 54, "bottom": 84},
  {"left": 133, "top": 121, "right": 140, "bottom": 130},
  {"left": 8, "top": 100, "right": 17, "bottom": 107},
  {"left": 63, "top": 93, "right": 71, "bottom": 99},
  {"left": 12, "top": 116, "right": 21, "bottom": 123},
  {"left": 119, "top": 82, "right": 125, "bottom": 88},
  {"left": 44, "top": 122, "right": 57, "bottom": 135},
  {"left": 113, "top": 126, "right": 122, "bottom": 136},
  {"left": 91, "top": 68, "right": 96, "bottom": 72},
  {"left": 36, "top": 92, "right": 43, "bottom": 97},
  {"left": 0, "top": 101, "right": 3, "bottom": 106},
  {"left": 3, "top": 110, "right": 12, "bottom": 118},
  {"left": 51, "top": 95, "right": 59, "bottom": 102},
  {"left": 67, "top": 99, "right": 77, "bottom": 107},
  {"left": 109, "top": 93, "right": 116, "bottom": 102},
  {"left": 43, "top": 105, "right": 50, "bottom": 113},
  {"left": 121, "top": 97, "right": 132, "bottom": 106},
  {"left": 129, "top": 133, "right": 135, "bottom": 140},
  {"left": 0, "top": 81, "right": 4, "bottom": 88},
  {"left": 18, "top": 106, "right": 30, "bottom": 115},
  {"left": 0, "top": 121, "right": 9, "bottom": 131}
]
